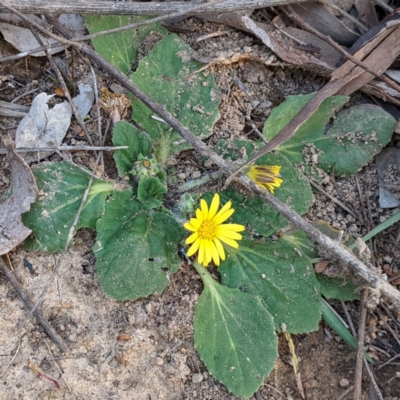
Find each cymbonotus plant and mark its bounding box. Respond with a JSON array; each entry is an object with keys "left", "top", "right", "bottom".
[{"left": 21, "top": 16, "right": 396, "bottom": 398}]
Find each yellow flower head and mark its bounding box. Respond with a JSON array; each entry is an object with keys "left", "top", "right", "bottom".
[
  {"left": 184, "top": 193, "right": 245, "bottom": 267},
  {"left": 247, "top": 165, "right": 283, "bottom": 194}
]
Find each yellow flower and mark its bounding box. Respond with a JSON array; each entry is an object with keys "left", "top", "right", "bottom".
[
  {"left": 247, "top": 165, "right": 283, "bottom": 194},
  {"left": 184, "top": 193, "right": 245, "bottom": 267}
]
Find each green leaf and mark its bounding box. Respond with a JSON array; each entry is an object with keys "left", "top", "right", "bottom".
[
  {"left": 318, "top": 275, "right": 360, "bottom": 301},
  {"left": 213, "top": 139, "right": 257, "bottom": 162},
  {"left": 278, "top": 230, "right": 317, "bottom": 259},
  {"left": 22, "top": 162, "right": 113, "bottom": 252},
  {"left": 313, "top": 220, "right": 356, "bottom": 248},
  {"left": 194, "top": 263, "right": 278, "bottom": 398},
  {"left": 84, "top": 15, "right": 167, "bottom": 73},
  {"left": 264, "top": 95, "right": 395, "bottom": 176},
  {"left": 254, "top": 152, "right": 313, "bottom": 215},
  {"left": 276, "top": 227, "right": 360, "bottom": 301},
  {"left": 204, "top": 153, "right": 313, "bottom": 237},
  {"left": 137, "top": 176, "right": 167, "bottom": 209},
  {"left": 263, "top": 94, "right": 348, "bottom": 162},
  {"left": 130, "top": 34, "right": 221, "bottom": 164},
  {"left": 317, "top": 104, "right": 395, "bottom": 176},
  {"left": 220, "top": 240, "right": 321, "bottom": 333},
  {"left": 112, "top": 121, "right": 154, "bottom": 177},
  {"left": 94, "top": 190, "right": 184, "bottom": 300}
]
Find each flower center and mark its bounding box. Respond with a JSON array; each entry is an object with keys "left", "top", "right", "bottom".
[{"left": 198, "top": 220, "right": 216, "bottom": 240}]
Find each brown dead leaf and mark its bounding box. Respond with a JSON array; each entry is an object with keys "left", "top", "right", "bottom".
[
  {"left": 241, "top": 16, "right": 334, "bottom": 72},
  {"left": 354, "top": 0, "right": 378, "bottom": 28},
  {"left": 315, "top": 260, "right": 330, "bottom": 273},
  {"left": 290, "top": 2, "right": 359, "bottom": 46},
  {"left": 0, "top": 146, "right": 38, "bottom": 255}
]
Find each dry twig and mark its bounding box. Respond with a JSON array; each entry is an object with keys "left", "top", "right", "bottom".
[
  {"left": 0, "top": 258, "right": 68, "bottom": 352},
  {"left": 354, "top": 290, "right": 368, "bottom": 400},
  {"left": 0, "top": 146, "right": 128, "bottom": 153}
]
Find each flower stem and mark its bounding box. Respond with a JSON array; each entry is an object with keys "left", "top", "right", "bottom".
[{"left": 192, "top": 261, "right": 216, "bottom": 289}]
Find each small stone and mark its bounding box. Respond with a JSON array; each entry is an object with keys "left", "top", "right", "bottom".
[
  {"left": 191, "top": 171, "right": 201, "bottom": 179},
  {"left": 192, "top": 373, "right": 204, "bottom": 383},
  {"left": 155, "top": 357, "right": 164, "bottom": 366},
  {"left": 340, "top": 378, "right": 350, "bottom": 387}
]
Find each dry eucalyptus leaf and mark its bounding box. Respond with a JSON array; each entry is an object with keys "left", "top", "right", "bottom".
[
  {"left": 0, "top": 22, "right": 65, "bottom": 56},
  {"left": 16, "top": 92, "right": 72, "bottom": 160},
  {"left": 290, "top": 2, "right": 358, "bottom": 46},
  {"left": 375, "top": 147, "right": 400, "bottom": 208},
  {"left": 0, "top": 146, "right": 38, "bottom": 255}
]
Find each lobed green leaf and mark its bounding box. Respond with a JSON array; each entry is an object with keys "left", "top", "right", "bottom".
[
  {"left": 23, "top": 162, "right": 113, "bottom": 252},
  {"left": 94, "top": 190, "right": 184, "bottom": 300},
  {"left": 220, "top": 239, "right": 321, "bottom": 333},
  {"left": 194, "top": 264, "right": 278, "bottom": 398},
  {"left": 130, "top": 34, "right": 221, "bottom": 164}
]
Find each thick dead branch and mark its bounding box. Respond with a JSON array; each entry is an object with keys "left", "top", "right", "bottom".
[{"left": 0, "top": 0, "right": 307, "bottom": 15}]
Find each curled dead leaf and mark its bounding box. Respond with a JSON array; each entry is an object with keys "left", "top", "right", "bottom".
[{"left": 0, "top": 146, "right": 38, "bottom": 255}]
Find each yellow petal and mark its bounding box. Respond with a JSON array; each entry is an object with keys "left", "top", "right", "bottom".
[
  {"left": 213, "top": 200, "right": 231, "bottom": 221},
  {"left": 209, "top": 240, "right": 220, "bottom": 266},
  {"left": 208, "top": 193, "right": 220, "bottom": 220},
  {"left": 187, "top": 238, "right": 200, "bottom": 257},
  {"left": 213, "top": 207, "right": 234, "bottom": 225},
  {"left": 195, "top": 208, "right": 204, "bottom": 224},
  {"left": 185, "top": 232, "right": 198, "bottom": 244},
  {"left": 218, "top": 236, "right": 239, "bottom": 249},
  {"left": 213, "top": 237, "right": 225, "bottom": 261},
  {"left": 218, "top": 223, "right": 246, "bottom": 232},
  {"left": 184, "top": 222, "right": 198, "bottom": 232},
  {"left": 216, "top": 227, "right": 243, "bottom": 240},
  {"left": 189, "top": 217, "right": 201, "bottom": 229},
  {"left": 200, "top": 199, "right": 209, "bottom": 220},
  {"left": 204, "top": 239, "right": 213, "bottom": 266},
  {"left": 198, "top": 239, "right": 205, "bottom": 265}
]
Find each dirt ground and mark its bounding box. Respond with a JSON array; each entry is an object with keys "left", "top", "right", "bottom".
[{"left": 1, "top": 14, "right": 400, "bottom": 400}]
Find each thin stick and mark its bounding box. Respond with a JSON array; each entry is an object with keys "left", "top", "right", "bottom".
[
  {"left": 336, "top": 386, "right": 354, "bottom": 400},
  {"left": 0, "top": 259, "right": 68, "bottom": 352},
  {"left": 341, "top": 301, "right": 357, "bottom": 335},
  {"left": 0, "top": 337, "right": 22, "bottom": 378},
  {"left": 318, "top": 0, "right": 367, "bottom": 32},
  {"left": 377, "top": 352, "right": 400, "bottom": 370},
  {"left": 76, "top": 0, "right": 227, "bottom": 42},
  {"left": 44, "top": 340, "right": 74, "bottom": 395},
  {"left": 354, "top": 290, "right": 368, "bottom": 400},
  {"left": 308, "top": 177, "right": 360, "bottom": 220},
  {"left": 373, "top": 0, "right": 394, "bottom": 13},
  {"left": 363, "top": 358, "right": 384, "bottom": 400},
  {"left": 0, "top": 0, "right": 226, "bottom": 63},
  {"left": 28, "top": 23, "right": 93, "bottom": 147},
  {"left": 0, "top": 146, "right": 128, "bottom": 154}
]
